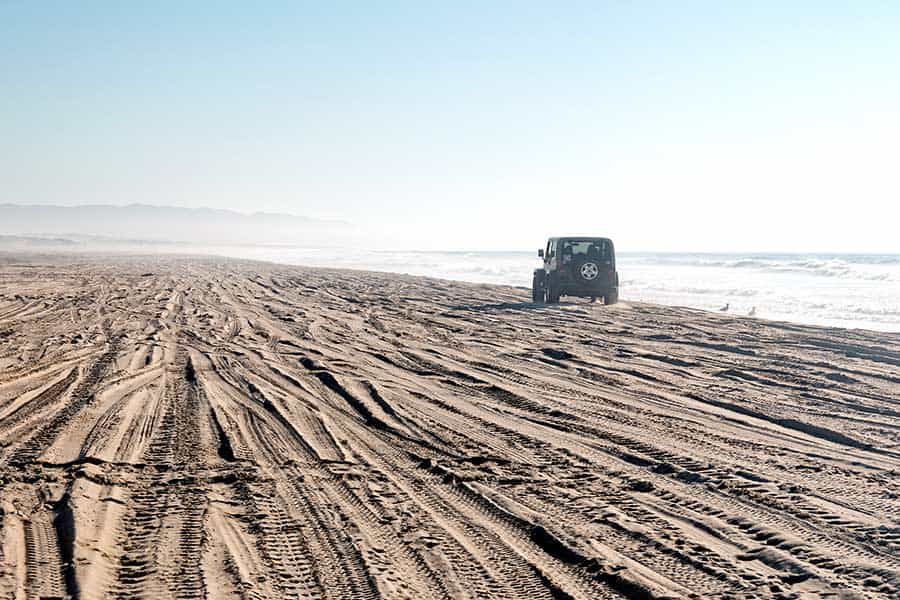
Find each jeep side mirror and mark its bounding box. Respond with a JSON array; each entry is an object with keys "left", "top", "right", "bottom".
[{"left": 538, "top": 249, "right": 544, "bottom": 258}]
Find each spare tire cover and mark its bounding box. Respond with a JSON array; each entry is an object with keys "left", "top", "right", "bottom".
[{"left": 574, "top": 258, "right": 600, "bottom": 281}]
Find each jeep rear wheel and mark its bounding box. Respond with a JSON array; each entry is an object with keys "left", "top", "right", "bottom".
[
  {"left": 605, "top": 288, "right": 619, "bottom": 305},
  {"left": 547, "top": 280, "right": 561, "bottom": 304},
  {"left": 532, "top": 271, "right": 546, "bottom": 303}
]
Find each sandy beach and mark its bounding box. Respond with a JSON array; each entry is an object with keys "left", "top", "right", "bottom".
[{"left": 0, "top": 255, "right": 898, "bottom": 599}]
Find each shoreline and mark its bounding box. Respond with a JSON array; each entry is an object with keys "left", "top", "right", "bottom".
[{"left": 3, "top": 249, "right": 899, "bottom": 337}]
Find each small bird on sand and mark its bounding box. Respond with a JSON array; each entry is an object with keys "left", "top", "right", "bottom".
[
  {"left": 719, "top": 303, "right": 730, "bottom": 312},
  {"left": 748, "top": 306, "right": 756, "bottom": 316}
]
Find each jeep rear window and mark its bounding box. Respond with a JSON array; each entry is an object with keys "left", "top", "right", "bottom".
[{"left": 561, "top": 240, "right": 609, "bottom": 259}]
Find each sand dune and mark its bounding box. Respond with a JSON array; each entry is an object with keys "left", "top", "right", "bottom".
[{"left": 0, "top": 255, "right": 898, "bottom": 599}]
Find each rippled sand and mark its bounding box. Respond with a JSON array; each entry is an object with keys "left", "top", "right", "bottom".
[{"left": 0, "top": 255, "right": 898, "bottom": 599}]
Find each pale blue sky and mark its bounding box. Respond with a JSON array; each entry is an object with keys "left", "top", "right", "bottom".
[{"left": 2, "top": 1, "right": 899, "bottom": 250}]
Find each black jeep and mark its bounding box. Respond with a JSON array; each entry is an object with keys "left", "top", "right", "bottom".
[{"left": 532, "top": 237, "right": 619, "bottom": 304}]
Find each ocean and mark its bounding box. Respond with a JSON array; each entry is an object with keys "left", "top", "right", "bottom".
[{"left": 190, "top": 246, "right": 900, "bottom": 333}]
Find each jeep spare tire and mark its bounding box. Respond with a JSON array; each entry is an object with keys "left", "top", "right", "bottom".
[{"left": 573, "top": 258, "right": 601, "bottom": 282}]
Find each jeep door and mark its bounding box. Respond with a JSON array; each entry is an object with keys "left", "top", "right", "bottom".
[{"left": 545, "top": 239, "right": 558, "bottom": 272}]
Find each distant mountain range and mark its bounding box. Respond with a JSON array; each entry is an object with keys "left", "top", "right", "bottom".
[{"left": 0, "top": 203, "right": 350, "bottom": 245}]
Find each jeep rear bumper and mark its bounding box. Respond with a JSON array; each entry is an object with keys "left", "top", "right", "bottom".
[
  {"left": 556, "top": 273, "right": 618, "bottom": 298},
  {"left": 560, "top": 285, "right": 615, "bottom": 298}
]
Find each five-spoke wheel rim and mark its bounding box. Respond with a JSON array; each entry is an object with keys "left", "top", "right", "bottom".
[{"left": 580, "top": 262, "right": 599, "bottom": 280}]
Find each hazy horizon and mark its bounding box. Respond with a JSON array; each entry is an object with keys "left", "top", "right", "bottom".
[
  {"left": 4, "top": 202, "right": 900, "bottom": 255},
  {"left": 3, "top": 3, "right": 900, "bottom": 252}
]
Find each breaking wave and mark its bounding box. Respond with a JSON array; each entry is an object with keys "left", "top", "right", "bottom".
[
  {"left": 626, "top": 254, "right": 900, "bottom": 282},
  {"left": 619, "top": 281, "right": 763, "bottom": 297}
]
